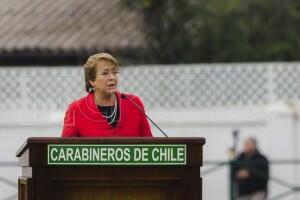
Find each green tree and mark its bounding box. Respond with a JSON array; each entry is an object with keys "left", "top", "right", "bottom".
[{"left": 123, "top": 0, "right": 300, "bottom": 63}]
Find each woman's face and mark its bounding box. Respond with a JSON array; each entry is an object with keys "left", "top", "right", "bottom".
[{"left": 89, "top": 60, "right": 119, "bottom": 96}]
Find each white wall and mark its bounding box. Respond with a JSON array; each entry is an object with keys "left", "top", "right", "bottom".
[{"left": 1, "top": 63, "right": 300, "bottom": 200}]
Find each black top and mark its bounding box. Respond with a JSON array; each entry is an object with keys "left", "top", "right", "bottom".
[
  {"left": 233, "top": 150, "right": 269, "bottom": 196},
  {"left": 97, "top": 104, "right": 120, "bottom": 128}
]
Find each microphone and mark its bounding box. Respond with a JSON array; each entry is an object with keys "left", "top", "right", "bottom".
[{"left": 121, "top": 94, "right": 168, "bottom": 137}]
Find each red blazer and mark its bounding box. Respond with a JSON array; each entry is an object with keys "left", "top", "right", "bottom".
[{"left": 61, "top": 92, "right": 152, "bottom": 137}]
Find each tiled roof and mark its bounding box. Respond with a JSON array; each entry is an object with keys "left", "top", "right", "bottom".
[{"left": 0, "top": 0, "right": 145, "bottom": 52}]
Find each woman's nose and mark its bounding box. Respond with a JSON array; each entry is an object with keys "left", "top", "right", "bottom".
[{"left": 109, "top": 72, "right": 117, "bottom": 79}]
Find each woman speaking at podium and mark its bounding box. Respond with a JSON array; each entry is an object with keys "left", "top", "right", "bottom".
[{"left": 61, "top": 53, "right": 152, "bottom": 137}]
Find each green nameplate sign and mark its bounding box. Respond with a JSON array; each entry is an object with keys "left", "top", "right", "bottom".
[{"left": 48, "top": 144, "right": 186, "bottom": 165}]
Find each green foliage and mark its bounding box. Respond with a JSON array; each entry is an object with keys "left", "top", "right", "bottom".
[{"left": 123, "top": 0, "right": 300, "bottom": 63}]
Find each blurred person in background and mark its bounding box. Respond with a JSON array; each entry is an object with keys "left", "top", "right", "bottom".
[
  {"left": 233, "top": 137, "right": 269, "bottom": 200},
  {"left": 61, "top": 53, "right": 152, "bottom": 137}
]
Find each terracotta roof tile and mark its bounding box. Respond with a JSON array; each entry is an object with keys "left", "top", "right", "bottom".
[{"left": 0, "top": 0, "right": 145, "bottom": 52}]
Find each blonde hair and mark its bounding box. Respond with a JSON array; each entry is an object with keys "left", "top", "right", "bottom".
[{"left": 83, "top": 53, "right": 119, "bottom": 92}]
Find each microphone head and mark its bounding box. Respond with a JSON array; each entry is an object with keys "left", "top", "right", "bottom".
[{"left": 120, "top": 93, "right": 126, "bottom": 99}]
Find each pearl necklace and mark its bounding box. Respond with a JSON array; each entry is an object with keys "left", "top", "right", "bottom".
[{"left": 94, "top": 94, "right": 118, "bottom": 124}]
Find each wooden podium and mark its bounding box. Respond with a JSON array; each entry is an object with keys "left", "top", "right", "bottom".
[{"left": 16, "top": 137, "right": 205, "bottom": 200}]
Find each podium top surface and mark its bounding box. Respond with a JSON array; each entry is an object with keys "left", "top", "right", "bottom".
[{"left": 16, "top": 137, "right": 205, "bottom": 157}]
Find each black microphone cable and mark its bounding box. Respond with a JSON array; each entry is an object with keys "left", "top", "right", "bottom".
[{"left": 121, "top": 94, "right": 168, "bottom": 137}]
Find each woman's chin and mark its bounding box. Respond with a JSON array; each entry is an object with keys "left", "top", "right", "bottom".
[{"left": 106, "top": 88, "right": 117, "bottom": 94}]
